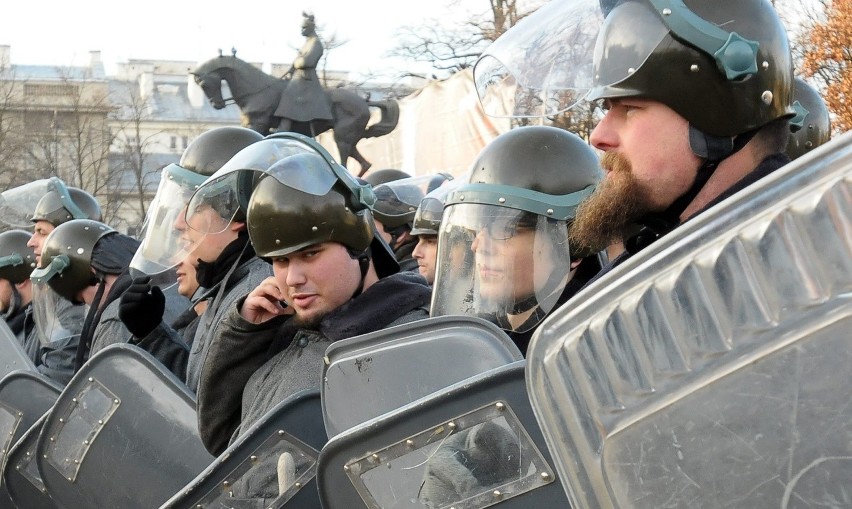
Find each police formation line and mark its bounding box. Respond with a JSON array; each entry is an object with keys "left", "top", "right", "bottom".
[{"left": 0, "top": 0, "right": 844, "bottom": 507}]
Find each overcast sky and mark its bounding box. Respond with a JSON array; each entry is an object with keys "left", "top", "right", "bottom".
[{"left": 1, "top": 0, "right": 490, "bottom": 79}]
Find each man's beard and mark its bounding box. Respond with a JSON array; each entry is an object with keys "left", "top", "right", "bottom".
[
  {"left": 569, "top": 152, "right": 654, "bottom": 252},
  {"left": 291, "top": 310, "right": 326, "bottom": 330}
]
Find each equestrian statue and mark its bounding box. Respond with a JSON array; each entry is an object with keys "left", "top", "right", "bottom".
[{"left": 190, "top": 13, "right": 399, "bottom": 176}]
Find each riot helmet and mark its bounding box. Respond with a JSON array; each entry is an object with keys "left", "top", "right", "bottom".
[
  {"left": 410, "top": 177, "right": 464, "bottom": 237},
  {"left": 30, "top": 219, "right": 115, "bottom": 303},
  {"left": 431, "top": 126, "right": 601, "bottom": 334},
  {"left": 0, "top": 230, "right": 37, "bottom": 285},
  {"left": 130, "top": 126, "right": 263, "bottom": 277},
  {"left": 244, "top": 135, "right": 399, "bottom": 278},
  {"left": 364, "top": 169, "right": 412, "bottom": 187},
  {"left": 475, "top": 0, "right": 795, "bottom": 138},
  {"left": 785, "top": 77, "right": 831, "bottom": 160},
  {"left": 371, "top": 173, "right": 453, "bottom": 229},
  {"left": 31, "top": 177, "right": 102, "bottom": 226}
]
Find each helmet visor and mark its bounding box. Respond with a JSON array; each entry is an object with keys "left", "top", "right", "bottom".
[
  {"left": 184, "top": 136, "right": 323, "bottom": 234},
  {"left": 431, "top": 204, "right": 574, "bottom": 334},
  {"left": 0, "top": 179, "right": 52, "bottom": 228},
  {"left": 31, "top": 283, "right": 83, "bottom": 347},
  {"left": 372, "top": 174, "right": 452, "bottom": 223},
  {"left": 474, "top": 0, "right": 604, "bottom": 117},
  {"left": 130, "top": 164, "right": 206, "bottom": 276}
]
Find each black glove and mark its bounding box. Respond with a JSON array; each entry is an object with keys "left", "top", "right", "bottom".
[{"left": 118, "top": 276, "right": 166, "bottom": 338}]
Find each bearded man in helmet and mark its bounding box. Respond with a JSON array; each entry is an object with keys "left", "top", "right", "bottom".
[
  {"left": 195, "top": 134, "right": 430, "bottom": 503},
  {"left": 474, "top": 0, "right": 797, "bottom": 283}
]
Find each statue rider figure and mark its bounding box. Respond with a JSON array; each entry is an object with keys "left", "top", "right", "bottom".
[{"left": 275, "top": 12, "right": 334, "bottom": 135}]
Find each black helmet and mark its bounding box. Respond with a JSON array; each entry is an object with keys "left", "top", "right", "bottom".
[
  {"left": 431, "top": 126, "right": 602, "bottom": 333},
  {"left": 31, "top": 177, "right": 102, "bottom": 226},
  {"left": 454, "top": 125, "right": 602, "bottom": 257},
  {"left": 364, "top": 169, "right": 412, "bottom": 187},
  {"left": 410, "top": 179, "right": 460, "bottom": 237},
  {"left": 455, "top": 125, "right": 601, "bottom": 220},
  {"left": 0, "top": 230, "right": 37, "bottom": 284},
  {"left": 179, "top": 126, "right": 264, "bottom": 177},
  {"left": 245, "top": 138, "right": 400, "bottom": 277},
  {"left": 30, "top": 219, "right": 115, "bottom": 303},
  {"left": 248, "top": 153, "right": 375, "bottom": 258},
  {"left": 786, "top": 77, "right": 831, "bottom": 160},
  {"left": 589, "top": 0, "right": 794, "bottom": 138},
  {"left": 371, "top": 174, "right": 453, "bottom": 229}
]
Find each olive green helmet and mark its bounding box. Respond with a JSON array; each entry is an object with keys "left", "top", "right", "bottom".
[
  {"left": 247, "top": 146, "right": 400, "bottom": 277},
  {"left": 454, "top": 126, "right": 601, "bottom": 216},
  {"left": 0, "top": 230, "right": 37, "bottom": 284},
  {"left": 785, "top": 77, "right": 831, "bottom": 160},
  {"left": 589, "top": 0, "right": 795, "bottom": 137},
  {"left": 448, "top": 125, "right": 602, "bottom": 256},
  {"left": 31, "top": 177, "right": 102, "bottom": 226},
  {"left": 30, "top": 219, "right": 114, "bottom": 303},
  {"left": 371, "top": 173, "right": 453, "bottom": 229},
  {"left": 248, "top": 153, "right": 374, "bottom": 258}
]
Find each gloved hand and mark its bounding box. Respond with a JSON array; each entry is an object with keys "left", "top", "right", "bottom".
[{"left": 118, "top": 276, "right": 165, "bottom": 338}]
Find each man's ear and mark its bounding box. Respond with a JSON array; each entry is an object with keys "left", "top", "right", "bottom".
[
  {"left": 230, "top": 220, "right": 247, "bottom": 232},
  {"left": 14, "top": 279, "right": 30, "bottom": 291}
]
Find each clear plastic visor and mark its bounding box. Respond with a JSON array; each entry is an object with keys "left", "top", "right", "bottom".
[
  {"left": 431, "top": 204, "right": 574, "bottom": 334},
  {"left": 129, "top": 164, "right": 206, "bottom": 276},
  {"left": 31, "top": 283, "right": 83, "bottom": 348},
  {"left": 474, "top": 0, "right": 669, "bottom": 117},
  {"left": 473, "top": 0, "right": 605, "bottom": 117},
  {"left": 184, "top": 136, "right": 341, "bottom": 234},
  {"left": 0, "top": 180, "right": 52, "bottom": 228}
]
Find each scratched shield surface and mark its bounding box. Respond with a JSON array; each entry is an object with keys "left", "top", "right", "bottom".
[{"left": 527, "top": 132, "right": 852, "bottom": 508}]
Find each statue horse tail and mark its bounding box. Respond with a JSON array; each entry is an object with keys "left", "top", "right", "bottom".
[{"left": 364, "top": 100, "right": 400, "bottom": 138}]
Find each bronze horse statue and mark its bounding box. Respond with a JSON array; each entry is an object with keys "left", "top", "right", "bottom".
[{"left": 191, "top": 54, "right": 399, "bottom": 175}]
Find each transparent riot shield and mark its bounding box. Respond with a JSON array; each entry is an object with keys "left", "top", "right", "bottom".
[
  {"left": 318, "top": 360, "right": 568, "bottom": 509},
  {"left": 0, "top": 321, "right": 36, "bottom": 377},
  {"left": 4, "top": 412, "right": 56, "bottom": 509},
  {"left": 0, "top": 371, "right": 62, "bottom": 507},
  {"left": 526, "top": 132, "right": 852, "bottom": 508},
  {"left": 35, "top": 343, "right": 215, "bottom": 509},
  {"left": 322, "top": 316, "right": 522, "bottom": 439},
  {"left": 160, "top": 390, "right": 325, "bottom": 509}
]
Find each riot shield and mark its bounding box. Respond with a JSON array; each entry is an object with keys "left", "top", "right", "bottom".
[
  {"left": 4, "top": 413, "right": 56, "bottom": 509},
  {"left": 0, "top": 371, "right": 62, "bottom": 507},
  {"left": 526, "top": 132, "right": 852, "bottom": 507},
  {"left": 0, "top": 320, "right": 36, "bottom": 377},
  {"left": 318, "top": 360, "right": 568, "bottom": 508},
  {"left": 322, "top": 316, "right": 522, "bottom": 438},
  {"left": 34, "top": 343, "right": 215, "bottom": 509},
  {"left": 160, "top": 390, "right": 325, "bottom": 509}
]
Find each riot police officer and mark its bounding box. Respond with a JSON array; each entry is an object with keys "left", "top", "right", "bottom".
[
  {"left": 0, "top": 230, "right": 37, "bottom": 344},
  {"left": 1, "top": 177, "right": 102, "bottom": 384},
  {"left": 118, "top": 126, "right": 267, "bottom": 382},
  {"left": 29, "top": 219, "right": 189, "bottom": 375},
  {"left": 371, "top": 173, "right": 452, "bottom": 272},
  {"left": 195, "top": 134, "right": 430, "bottom": 503},
  {"left": 430, "top": 125, "right": 602, "bottom": 355},
  {"left": 475, "top": 0, "right": 797, "bottom": 280}
]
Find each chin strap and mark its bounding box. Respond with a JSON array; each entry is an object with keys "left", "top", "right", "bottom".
[
  {"left": 627, "top": 126, "right": 758, "bottom": 253},
  {"left": 73, "top": 278, "right": 107, "bottom": 372},
  {"left": 346, "top": 246, "right": 372, "bottom": 299},
  {"left": 2, "top": 287, "right": 22, "bottom": 320}
]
